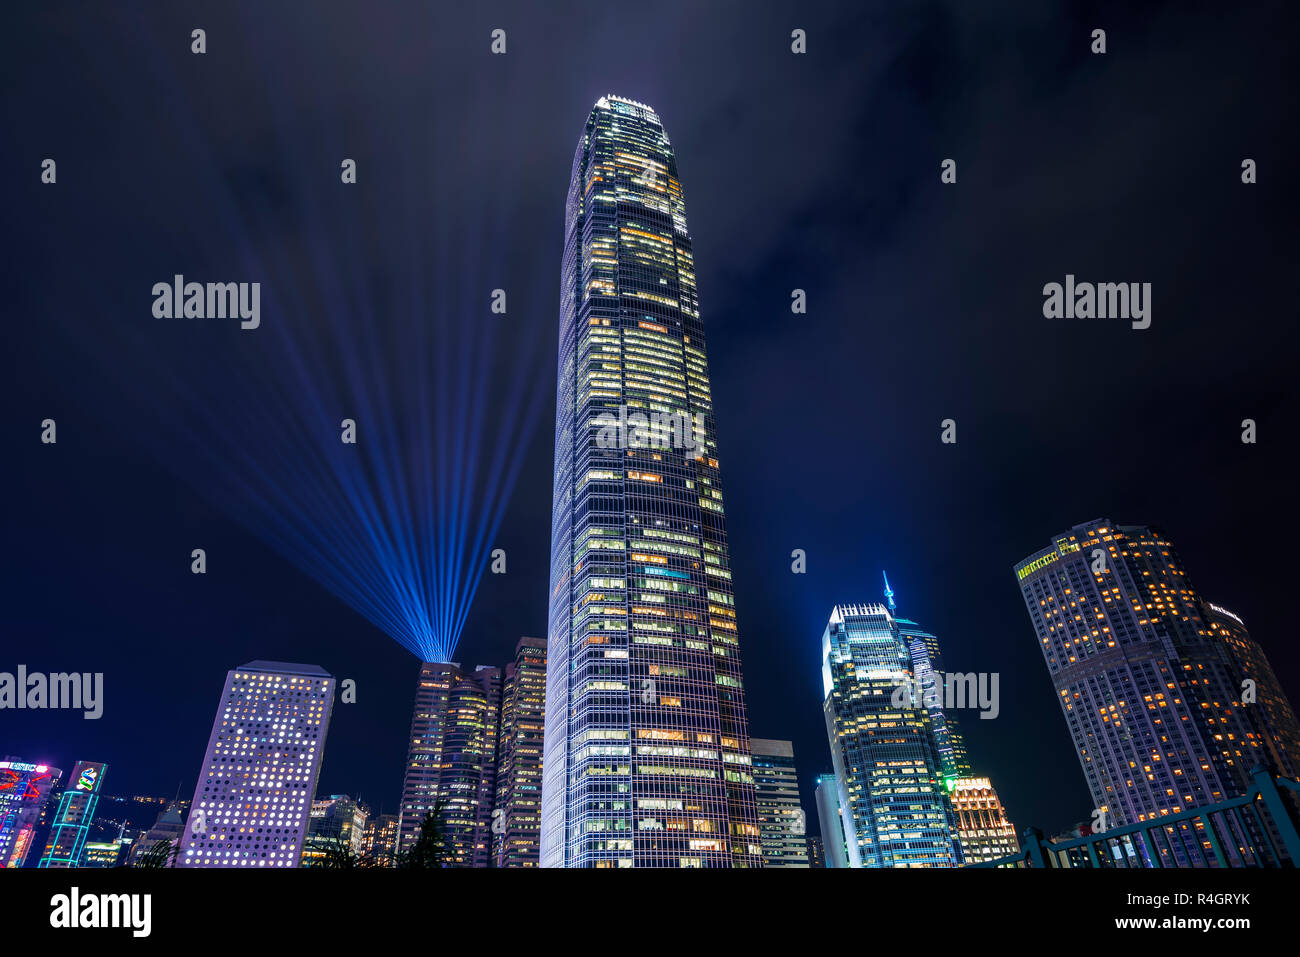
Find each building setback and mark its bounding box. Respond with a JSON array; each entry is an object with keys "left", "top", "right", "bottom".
[
  {"left": 178, "top": 661, "right": 335, "bottom": 868},
  {"left": 493, "top": 637, "right": 547, "bottom": 867},
  {"left": 750, "top": 738, "right": 810, "bottom": 867},
  {"left": 541, "top": 95, "right": 761, "bottom": 867}
]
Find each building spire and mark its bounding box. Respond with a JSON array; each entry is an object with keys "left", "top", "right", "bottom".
[{"left": 882, "top": 571, "right": 896, "bottom": 612}]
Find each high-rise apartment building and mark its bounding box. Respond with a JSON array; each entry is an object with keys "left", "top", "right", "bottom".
[
  {"left": 38, "top": 760, "right": 108, "bottom": 867},
  {"left": 397, "top": 662, "right": 501, "bottom": 866},
  {"left": 1203, "top": 601, "right": 1300, "bottom": 782},
  {"left": 1015, "top": 520, "right": 1267, "bottom": 863},
  {"left": 493, "top": 636, "right": 547, "bottom": 867},
  {"left": 0, "top": 758, "right": 62, "bottom": 868},
  {"left": 178, "top": 661, "right": 335, "bottom": 868},
  {"left": 750, "top": 739, "right": 809, "bottom": 867},
  {"left": 820, "top": 603, "right": 962, "bottom": 867},
  {"left": 950, "top": 776, "right": 1020, "bottom": 864},
  {"left": 541, "top": 95, "right": 761, "bottom": 867}
]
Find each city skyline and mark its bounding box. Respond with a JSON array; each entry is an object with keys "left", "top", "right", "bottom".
[{"left": 5, "top": 1, "right": 1299, "bottom": 870}]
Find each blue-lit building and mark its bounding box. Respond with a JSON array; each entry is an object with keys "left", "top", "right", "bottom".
[
  {"left": 883, "top": 574, "right": 972, "bottom": 786},
  {"left": 38, "top": 760, "right": 107, "bottom": 867},
  {"left": 820, "top": 603, "right": 962, "bottom": 867},
  {"left": 541, "top": 95, "right": 761, "bottom": 867}
]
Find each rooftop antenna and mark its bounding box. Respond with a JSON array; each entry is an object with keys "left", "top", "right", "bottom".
[{"left": 882, "top": 571, "right": 896, "bottom": 613}]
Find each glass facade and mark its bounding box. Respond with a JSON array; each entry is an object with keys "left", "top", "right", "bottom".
[
  {"left": 38, "top": 760, "right": 107, "bottom": 867},
  {"left": 398, "top": 662, "right": 501, "bottom": 867},
  {"left": 749, "top": 738, "right": 810, "bottom": 867},
  {"left": 493, "top": 637, "right": 547, "bottom": 867},
  {"left": 820, "top": 604, "right": 963, "bottom": 867},
  {"left": 541, "top": 95, "right": 761, "bottom": 867}
]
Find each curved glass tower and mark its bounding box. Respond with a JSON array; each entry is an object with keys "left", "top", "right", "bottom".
[{"left": 541, "top": 95, "right": 761, "bottom": 867}]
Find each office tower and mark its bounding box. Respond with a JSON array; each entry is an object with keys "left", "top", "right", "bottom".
[
  {"left": 178, "top": 661, "right": 335, "bottom": 868},
  {"left": 950, "top": 776, "right": 1020, "bottom": 864},
  {"left": 493, "top": 636, "right": 547, "bottom": 867},
  {"left": 883, "top": 574, "right": 973, "bottom": 785},
  {"left": 128, "top": 803, "right": 186, "bottom": 865},
  {"left": 1203, "top": 601, "right": 1300, "bottom": 782},
  {"left": 1015, "top": 520, "right": 1266, "bottom": 862},
  {"left": 806, "top": 835, "right": 826, "bottom": 868},
  {"left": 750, "top": 738, "right": 810, "bottom": 867},
  {"left": 301, "top": 794, "right": 368, "bottom": 866},
  {"left": 363, "top": 813, "right": 399, "bottom": 863},
  {"left": 398, "top": 662, "right": 501, "bottom": 866},
  {"left": 38, "top": 760, "right": 108, "bottom": 867},
  {"left": 821, "top": 603, "right": 963, "bottom": 867},
  {"left": 542, "top": 94, "right": 761, "bottom": 868},
  {"left": 0, "top": 758, "right": 62, "bottom": 867},
  {"left": 813, "top": 774, "right": 849, "bottom": 869}
]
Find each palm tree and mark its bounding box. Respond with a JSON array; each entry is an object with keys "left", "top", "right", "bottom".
[
  {"left": 395, "top": 805, "right": 448, "bottom": 869},
  {"left": 134, "top": 838, "right": 178, "bottom": 869}
]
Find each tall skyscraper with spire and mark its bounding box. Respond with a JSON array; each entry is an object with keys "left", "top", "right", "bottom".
[
  {"left": 820, "top": 595, "right": 963, "bottom": 867},
  {"left": 541, "top": 95, "right": 761, "bottom": 867}
]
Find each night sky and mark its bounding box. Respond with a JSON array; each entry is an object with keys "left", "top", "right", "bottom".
[{"left": 4, "top": 0, "right": 1297, "bottom": 838}]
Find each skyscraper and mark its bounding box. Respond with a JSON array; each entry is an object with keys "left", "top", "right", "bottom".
[
  {"left": 1203, "top": 601, "right": 1300, "bottom": 783},
  {"left": 541, "top": 95, "right": 761, "bottom": 867},
  {"left": 886, "top": 574, "right": 973, "bottom": 786},
  {"left": 178, "top": 661, "right": 335, "bottom": 868},
  {"left": 397, "top": 662, "right": 501, "bottom": 866},
  {"left": 493, "top": 636, "right": 547, "bottom": 867},
  {"left": 39, "top": 760, "right": 108, "bottom": 867},
  {"left": 1015, "top": 520, "right": 1266, "bottom": 862},
  {"left": 301, "top": 794, "right": 368, "bottom": 866},
  {"left": 950, "top": 776, "right": 1020, "bottom": 864},
  {"left": 750, "top": 738, "right": 810, "bottom": 867},
  {"left": 0, "top": 758, "right": 61, "bottom": 868},
  {"left": 363, "top": 813, "right": 399, "bottom": 864},
  {"left": 820, "top": 603, "right": 962, "bottom": 867}
]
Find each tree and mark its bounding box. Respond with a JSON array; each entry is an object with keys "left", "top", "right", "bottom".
[
  {"left": 134, "top": 838, "right": 178, "bottom": 869},
  {"left": 395, "top": 805, "right": 448, "bottom": 869}
]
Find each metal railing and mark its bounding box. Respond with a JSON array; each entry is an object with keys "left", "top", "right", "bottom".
[{"left": 966, "top": 765, "right": 1300, "bottom": 868}]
